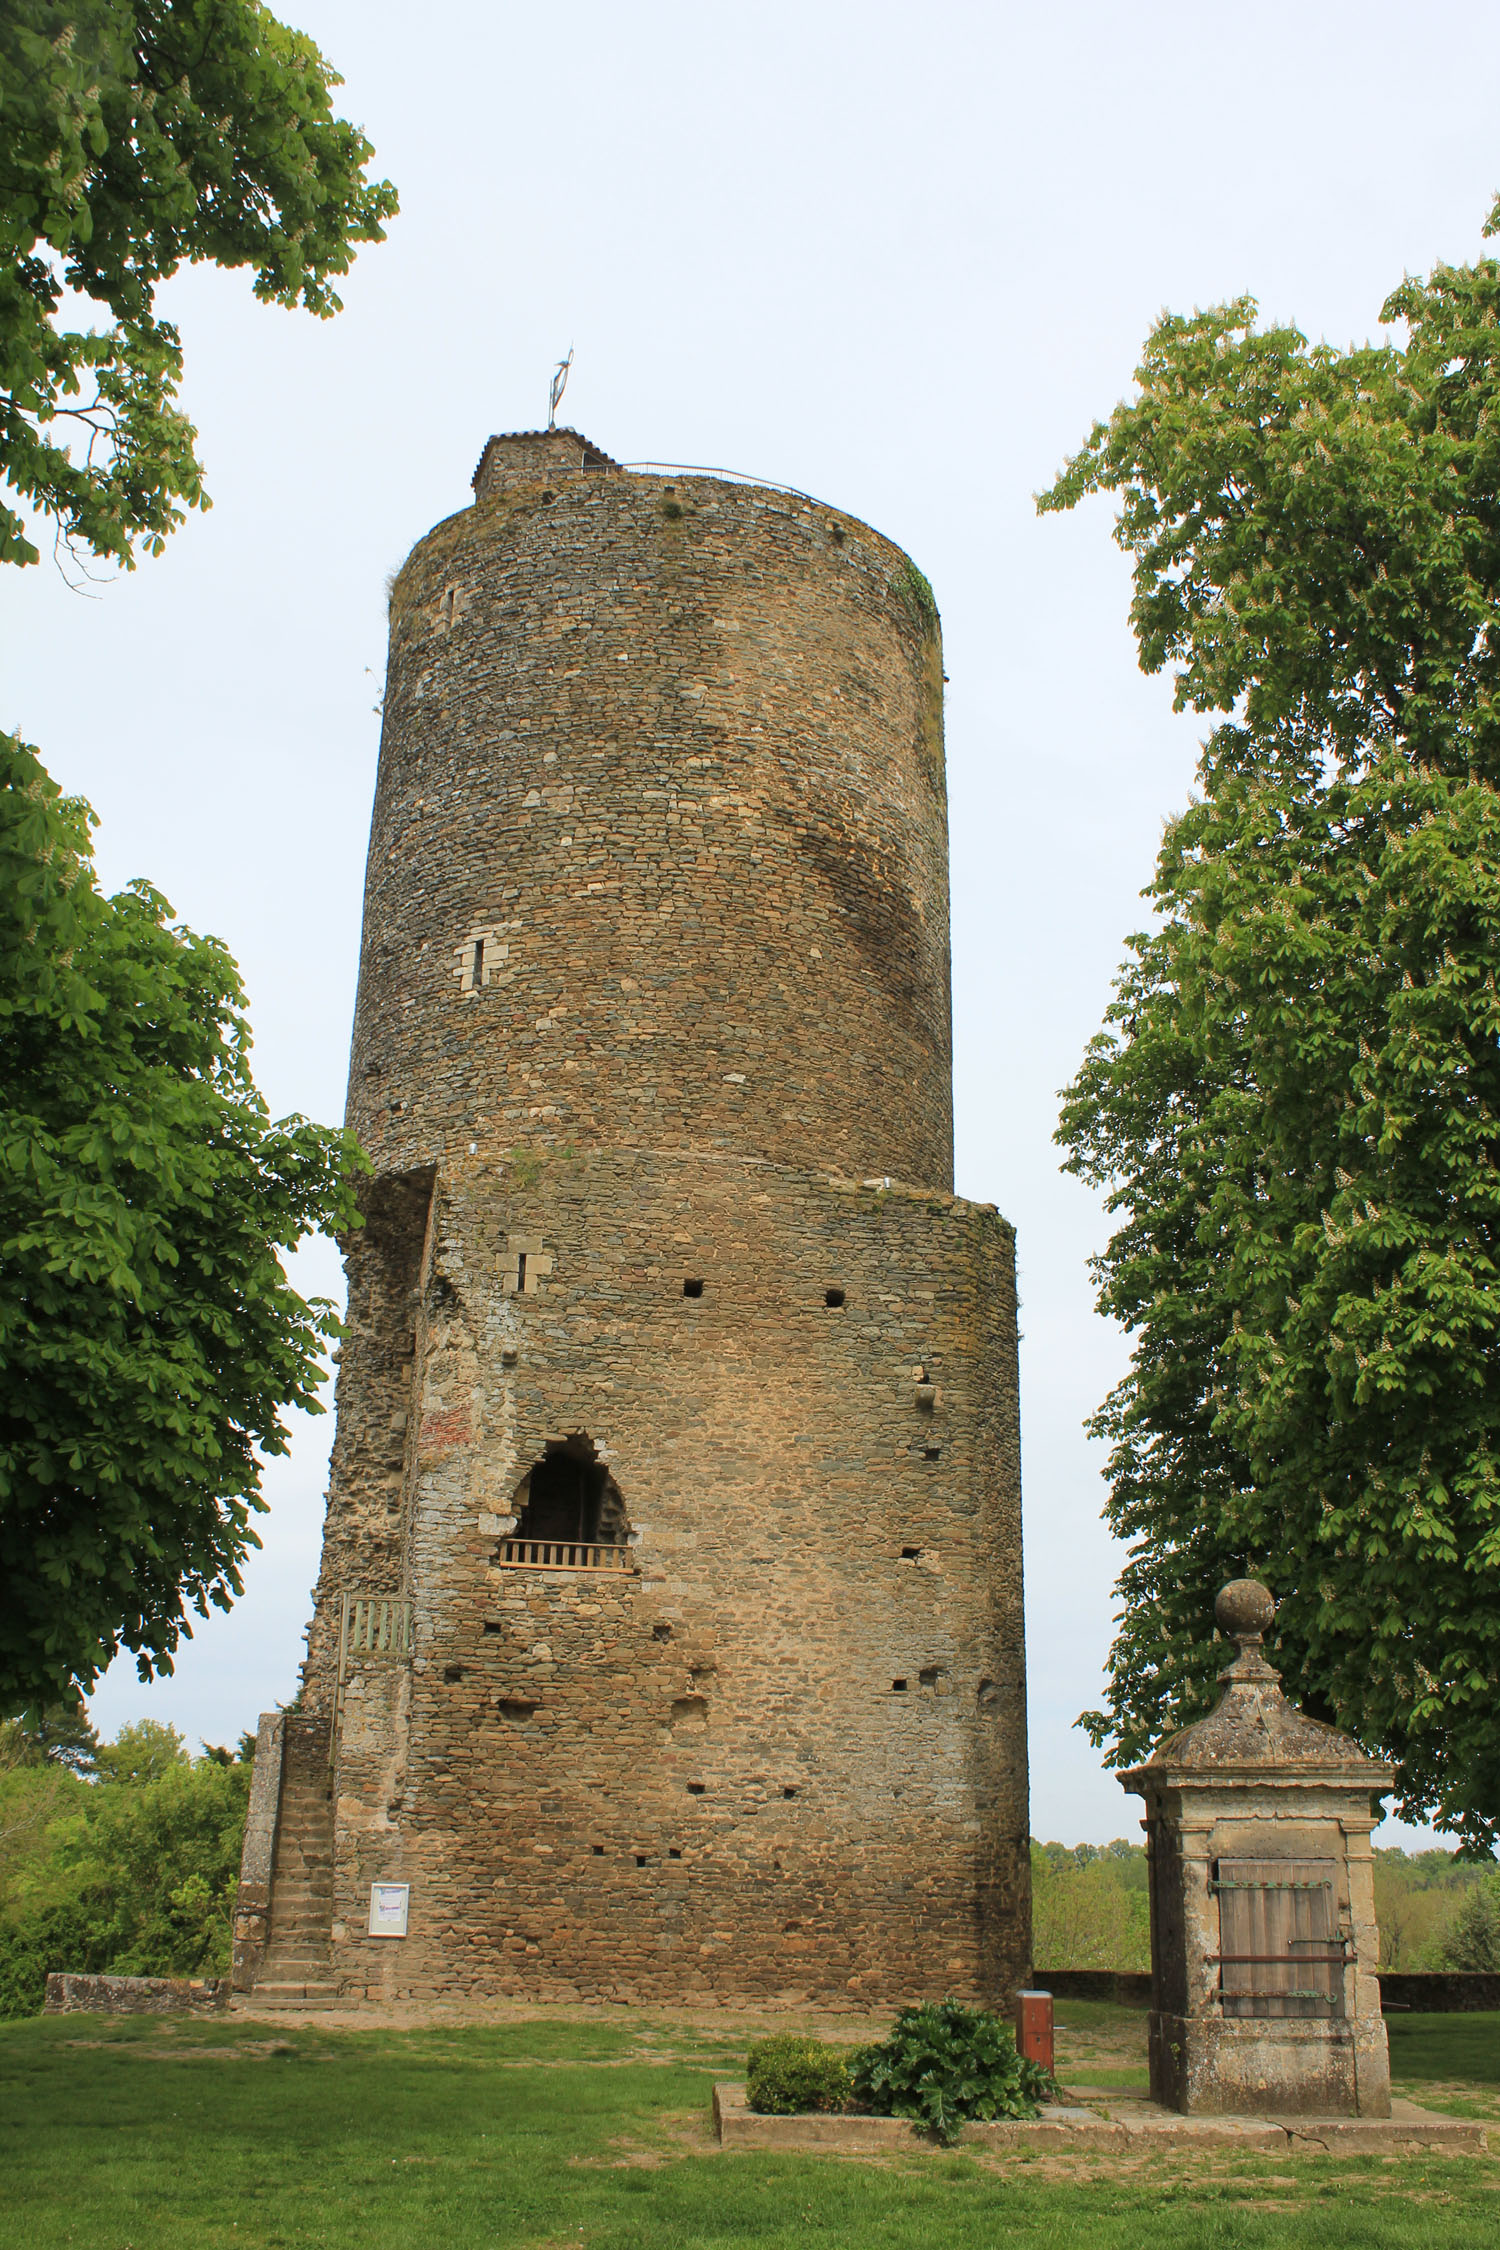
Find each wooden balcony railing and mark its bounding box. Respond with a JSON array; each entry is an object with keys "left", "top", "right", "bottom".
[
  {"left": 497, "top": 1539, "right": 636, "bottom": 1573},
  {"left": 339, "top": 1592, "right": 412, "bottom": 1661}
]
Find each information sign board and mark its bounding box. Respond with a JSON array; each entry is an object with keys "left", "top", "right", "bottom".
[{"left": 368, "top": 1882, "right": 410, "bottom": 1937}]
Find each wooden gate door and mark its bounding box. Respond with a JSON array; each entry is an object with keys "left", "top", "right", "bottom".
[{"left": 1214, "top": 1859, "right": 1345, "bottom": 2019}]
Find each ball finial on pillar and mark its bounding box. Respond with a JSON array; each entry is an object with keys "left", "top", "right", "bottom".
[{"left": 1215, "top": 1577, "right": 1276, "bottom": 1646}]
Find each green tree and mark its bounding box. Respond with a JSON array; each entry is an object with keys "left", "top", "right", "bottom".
[
  {"left": 1042, "top": 199, "right": 1500, "bottom": 1849},
  {"left": 0, "top": 1721, "right": 252, "bottom": 2015},
  {"left": 1029, "top": 1840, "right": 1150, "bottom": 1972},
  {"left": 1, "top": 732, "right": 360, "bottom": 1711},
  {"left": 0, "top": 1700, "right": 100, "bottom": 1775},
  {"left": 0, "top": 1, "right": 386, "bottom": 1713},
  {"left": 1434, "top": 1875, "right": 1500, "bottom": 1973},
  {"left": 93, "top": 1719, "right": 188, "bottom": 1785},
  {"left": 1, "top": 0, "right": 396, "bottom": 567}
]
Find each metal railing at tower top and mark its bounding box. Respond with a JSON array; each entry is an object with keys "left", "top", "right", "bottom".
[
  {"left": 620, "top": 461, "right": 825, "bottom": 504},
  {"left": 497, "top": 1538, "right": 637, "bottom": 1574}
]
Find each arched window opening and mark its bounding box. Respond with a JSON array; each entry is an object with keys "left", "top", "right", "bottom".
[{"left": 499, "top": 1434, "right": 634, "bottom": 1573}]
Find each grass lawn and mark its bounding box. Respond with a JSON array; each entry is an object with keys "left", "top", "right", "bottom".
[{"left": 0, "top": 2005, "right": 1496, "bottom": 2250}]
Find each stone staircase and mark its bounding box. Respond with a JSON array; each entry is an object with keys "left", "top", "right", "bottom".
[{"left": 252, "top": 1716, "right": 340, "bottom": 2006}]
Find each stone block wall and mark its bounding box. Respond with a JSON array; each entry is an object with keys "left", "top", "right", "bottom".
[
  {"left": 350, "top": 465, "right": 953, "bottom": 1192},
  {"left": 230, "top": 1711, "right": 285, "bottom": 1990},
  {"left": 45, "top": 1975, "right": 229, "bottom": 2015},
  {"left": 311, "top": 1147, "right": 1026, "bottom": 2006},
  {"left": 247, "top": 434, "right": 1031, "bottom": 2011}
]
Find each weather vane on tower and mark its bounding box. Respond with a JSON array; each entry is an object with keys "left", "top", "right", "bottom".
[{"left": 547, "top": 348, "right": 574, "bottom": 429}]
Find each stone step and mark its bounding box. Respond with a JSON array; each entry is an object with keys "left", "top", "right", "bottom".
[
  {"left": 263, "top": 1758, "right": 336, "bottom": 1995},
  {"left": 251, "top": 1982, "right": 342, "bottom": 2007}
]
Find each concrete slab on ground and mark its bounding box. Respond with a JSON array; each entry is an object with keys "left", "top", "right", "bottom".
[{"left": 711, "top": 2084, "right": 1488, "bottom": 2155}]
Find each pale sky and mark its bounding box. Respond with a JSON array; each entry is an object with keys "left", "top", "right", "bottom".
[{"left": 6, "top": 0, "right": 1497, "bottom": 1845}]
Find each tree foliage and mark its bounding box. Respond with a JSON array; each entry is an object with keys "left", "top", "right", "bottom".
[
  {"left": 0, "top": 1719, "right": 250, "bottom": 2015},
  {"left": 0, "top": 1699, "right": 100, "bottom": 1776},
  {"left": 1, "top": 0, "right": 396, "bottom": 567},
  {"left": 0, "top": 731, "right": 360, "bottom": 1712},
  {"left": 1433, "top": 1873, "right": 1500, "bottom": 1971},
  {"left": 1030, "top": 1838, "right": 1150, "bottom": 1972},
  {"left": 1042, "top": 199, "right": 1500, "bottom": 1848}
]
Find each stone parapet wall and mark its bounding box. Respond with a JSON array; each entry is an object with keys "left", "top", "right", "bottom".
[
  {"left": 312, "top": 1145, "right": 1026, "bottom": 2005},
  {"left": 1038, "top": 1967, "right": 1500, "bottom": 2015},
  {"left": 1376, "top": 1971, "right": 1500, "bottom": 2013},
  {"left": 231, "top": 1711, "right": 286, "bottom": 1989},
  {"left": 44, "top": 1975, "right": 229, "bottom": 2015}
]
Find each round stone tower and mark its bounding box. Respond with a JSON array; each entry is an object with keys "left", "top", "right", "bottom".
[
  {"left": 235, "top": 429, "right": 1029, "bottom": 2012},
  {"left": 349, "top": 431, "right": 953, "bottom": 1186}
]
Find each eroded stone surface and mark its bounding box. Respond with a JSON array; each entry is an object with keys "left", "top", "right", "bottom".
[
  {"left": 239, "top": 437, "right": 1027, "bottom": 2008},
  {"left": 44, "top": 1975, "right": 228, "bottom": 2016}
]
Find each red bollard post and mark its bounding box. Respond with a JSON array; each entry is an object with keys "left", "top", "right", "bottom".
[{"left": 1015, "top": 1988, "right": 1054, "bottom": 2074}]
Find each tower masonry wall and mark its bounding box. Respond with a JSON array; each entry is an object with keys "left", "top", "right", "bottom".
[
  {"left": 351, "top": 468, "right": 953, "bottom": 1190},
  {"left": 247, "top": 436, "right": 1030, "bottom": 2011},
  {"left": 315, "top": 1147, "right": 1027, "bottom": 2006}
]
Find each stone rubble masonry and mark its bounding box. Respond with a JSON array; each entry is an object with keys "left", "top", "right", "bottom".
[
  {"left": 349, "top": 449, "right": 953, "bottom": 1189},
  {"left": 45, "top": 1975, "right": 229, "bottom": 2015},
  {"left": 246, "top": 431, "right": 1029, "bottom": 2008},
  {"left": 230, "top": 1711, "right": 285, "bottom": 1990}
]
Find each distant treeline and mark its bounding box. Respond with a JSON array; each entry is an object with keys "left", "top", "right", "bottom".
[
  {"left": 1032, "top": 1838, "right": 1500, "bottom": 1975},
  {"left": 0, "top": 1709, "right": 251, "bottom": 2019}
]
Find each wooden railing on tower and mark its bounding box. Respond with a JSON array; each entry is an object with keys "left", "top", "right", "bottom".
[
  {"left": 497, "top": 1538, "right": 636, "bottom": 1573},
  {"left": 331, "top": 1592, "right": 412, "bottom": 1769}
]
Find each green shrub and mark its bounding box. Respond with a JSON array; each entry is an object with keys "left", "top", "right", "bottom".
[
  {"left": 0, "top": 1900, "right": 104, "bottom": 2020},
  {"left": 850, "top": 1999, "right": 1051, "bottom": 2145},
  {"left": 745, "top": 2035, "right": 851, "bottom": 2115},
  {"left": 1434, "top": 1875, "right": 1500, "bottom": 1972}
]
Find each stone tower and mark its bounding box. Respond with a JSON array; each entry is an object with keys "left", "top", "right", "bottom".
[{"left": 233, "top": 427, "right": 1029, "bottom": 2007}]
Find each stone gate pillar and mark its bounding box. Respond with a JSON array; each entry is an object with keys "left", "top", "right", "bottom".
[{"left": 1121, "top": 1580, "right": 1392, "bottom": 2117}]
